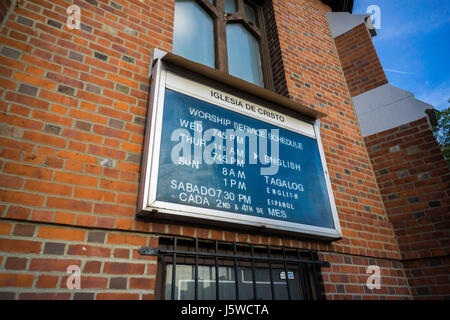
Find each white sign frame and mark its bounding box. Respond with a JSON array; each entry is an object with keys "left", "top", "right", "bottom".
[{"left": 138, "top": 58, "right": 342, "bottom": 240}]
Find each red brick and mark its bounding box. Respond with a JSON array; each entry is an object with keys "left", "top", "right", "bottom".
[
  {"left": 0, "top": 137, "right": 34, "bottom": 152},
  {"left": 67, "top": 244, "right": 111, "bottom": 257},
  {"left": 130, "top": 277, "right": 155, "bottom": 290},
  {"left": 103, "top": 262, "right": 145, "bottom": 274},
  {"left": 36, "top": 275, "right": 59, "bottom": 288},
  {"left": 32, "top": 110, "right": 72, "bottom": 127},
  {"left": 31, "top": 209, "right": 54, "bottom": 223},
  {"left": 69, "top": 108, "right": 108, "bottom": 125},
  {"left": 3, "top": 162, "right": 52, "bottom": 179},
  {"left": 0, "top": 222, "right": 12, "bottom": 235},
  {"left": 0, "top": 174, "right": 23, "bottom": 189},
  {"left": 39, "top": 89, "right": 78, "bottom": 107},
  {"left": 0, "top": 273, "right": 34, "bottom": 287},
  {"left": 0, "top": 112, "right": 43, "bottom": 130},
  {"left": 74, "top": 187, "right": 115, "bottom": 202},
  {"left": 62, "top": 128, "right": 103, "bottom": 144},
  {"left": 5, "top": 257, "right": 28, "bottom": 270},
  {"left": 88, "top": 145, "right": 126, "bottom": 160},
  {"left": 53, "top": 211, "right": 76, "bottom": 225},
  {"left": 53, "top": 171, "right": 98, "bottom": 187},
  {"left": 46, "top": 197, "right": 93, "bottom": 213},
  {"left": 19, "top": 292, "right": 71, "bottom": 300},
  {"left": 106, "top": 233, "right": 147, "bottom": 246},
  {"left": 0, "top": 77, "right": 16, "bottom": 90},
  {"left": 22, "top": 54, "right": 62, "bottom": 73},
  {"left": 0, "top": 238, "right": 41, "bottom": 254},
  {"left": 24, "top": 180, "right": 72, "bottom": 196},
  {"left": 77, "top": 90, "right": 113, "bottom": 106},
  {"left": 99, "top": 179, "right": 137, "bottom": 193},
  {"left": 56, "top": 150, "right": 98, "bottom": 164},
  {"left": 83, "top": 260, "right": 102, "bottom": 273},
  {"left": 0, "top": 148, "right": 22, "bottom": 161},
  {"left": 98, "top": 106, "right": 133, "bottom": 122},
  {"left": 75, "top": 214, "right": 96, "bottom": 227},
  {"left": 38, "top": 226, "right": 86, "bottom": 241},
  {"left": 96, "top": 292, "right": 139, "bottom": 300},
  {"left": 22, "top": 131, "right": 66, "bottom": 148},
  {"left": 0, "top": 189, "right": 45, "bottom": 206},
  {"left": 5, "top": 206, "right": 30, "bottom": 220},
  {"left": 0, "top": 56, "right": 25, "bottom": 71},
  {"left": 94, "top": 203, "right": 134, "bottom": 217},
  {"left": 29, "top": 258, "right": 81, "bottom": 272},
  {"left": 114, "top": 248, "right": 130, "bottom": 259},
  {"left": 14, "top": 72, "right": 56, "bottom": 90},
  {"left": 93, "top": 124, "right": 130, "bottom": 140}
]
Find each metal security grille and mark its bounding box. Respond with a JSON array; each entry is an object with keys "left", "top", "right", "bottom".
[{"left": 139, "top": 236, "right": 330, "bottom": 300}]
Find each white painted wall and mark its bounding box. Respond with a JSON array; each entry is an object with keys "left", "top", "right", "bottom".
[
  {"left": 353, "top": 84, "right": 434, "bottom": 137},
  {"left": 326, "top": 12, "right": 375, "bottom": 38}
]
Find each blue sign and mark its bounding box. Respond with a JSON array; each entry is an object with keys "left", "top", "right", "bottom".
[{"left": 156, "top": 89, "right": 335, "bottom": 229}]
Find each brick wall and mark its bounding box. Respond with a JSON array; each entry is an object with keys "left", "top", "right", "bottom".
[
  {"left": 403, "top": 256, "right": 450, "bottom": 300},
  {"left": 0, "top": 219, "right": 157, "bottom": 299},
  {"left": 0, "top": 0, "right": 174, "bottom": 231},
  {"left": 364, "top": 117, "right": 450, "bottom": 299},
  {"left": 263, "top": 0, "right": 288, "bottom": 97},
  {"left": 0, "top": 0, "right": 419, "bottom": 299},
  {"left": 319, "top": 252, "right": 411, "bottom": 299},
  {"left": 334, "top": 23, "right": 388, "bottom": 97}
]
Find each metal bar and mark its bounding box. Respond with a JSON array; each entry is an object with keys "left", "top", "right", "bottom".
[
  {"left": 145, "top": 247, "right": 329, "bottom": 266},
  {"left": 282, "top": 248, "right": 291, "bottom": 300},
  {"left": 304, "top": 264, "right": 313, "bottom": 300},
  {"left": 267, "top": 246, "right": 275, "bottom": 300},
  {"left": 311, "top": 251, "right": 322, "bottom": 300},
  {"left": 215, "top": 240, "right": 219, "bottom": 300},
  {"left": 233, "top": 242, "right": 239, "bottom": 300},
  {"left": 171, "top": 236, "right": 177, "bottom": 301},
  {"left": 195, "top": 238, "right": 198, "bottom": 300},
  {"left": 250, "top": 244, "right": 257, "bottom": 300},
  {"left": 296, "top": 248, "right": 308, "bottom": 300}
]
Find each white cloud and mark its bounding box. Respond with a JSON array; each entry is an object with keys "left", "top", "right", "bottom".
[
  {"left": 384, "top": 68, "right": 414, "bottom": 75},
  {"left": 416, "top": 81, "right": 450, "bottom": 111}
]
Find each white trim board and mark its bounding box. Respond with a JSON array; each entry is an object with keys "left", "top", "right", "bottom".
[{"left": 352, "top": 84, "right": 434, "bottom": 137}]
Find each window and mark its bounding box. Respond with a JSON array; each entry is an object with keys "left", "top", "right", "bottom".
[
  {"left": 150, "top": 237, "right": 328, "bottom": 300},
  {"left": 172, "top": 0, "right": 273, "bottom": 88},
  {"left": 173, "top": 0, "right": 215, "bottom": 68}
]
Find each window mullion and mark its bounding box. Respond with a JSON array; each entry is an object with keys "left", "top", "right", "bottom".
[
  {"left": 226, "top": 15, "right": 262, "bottom": 39},
  {"left": 197, "top": 0, "right": 219, "bottom": 18},
  {"left": 215, "top": 0, "right": 228, "bottom": 73},
  {"left": 171, "top": 236, "right": 177, "bottom": 300},
  {"left": 236, "top": 0, "right": 245, "bottom": 16}
]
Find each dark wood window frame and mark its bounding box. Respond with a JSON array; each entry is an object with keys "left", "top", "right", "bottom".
[{"left": 178, "top": 0, "right": 275, "bottom": 90}]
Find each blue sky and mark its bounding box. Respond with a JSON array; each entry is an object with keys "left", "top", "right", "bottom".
[{"left": 353, "top": 0, "right": 450, "bottom": 111}]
